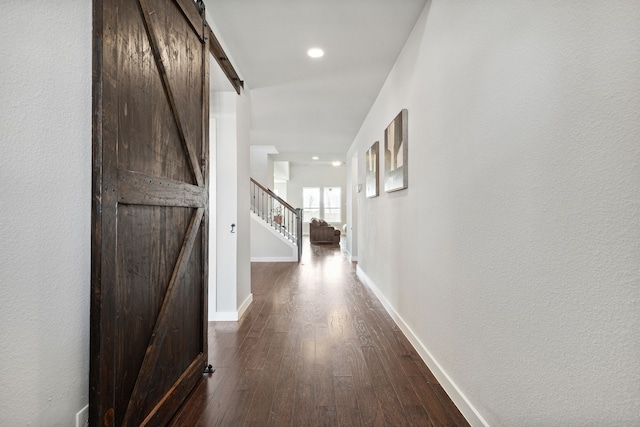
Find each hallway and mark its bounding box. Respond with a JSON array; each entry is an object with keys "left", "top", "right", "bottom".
[{"left": 170, "top": 242, "right": 469, "bottom": 426}]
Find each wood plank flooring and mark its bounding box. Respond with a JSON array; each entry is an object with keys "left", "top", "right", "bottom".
[{"left": 170, "top": 242, "right": 469, "bottom": 426}]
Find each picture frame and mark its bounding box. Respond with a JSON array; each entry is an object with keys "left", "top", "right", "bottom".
[
  {"left": 384, "top": 109, "right": 408, "bottom": 192},
  {"left": 365, "top": 141, "right": 379, "bottom": 198}
]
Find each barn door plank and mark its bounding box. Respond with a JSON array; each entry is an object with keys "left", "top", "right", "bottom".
[
  {"left": 137, "top": 0, "right": 204, "bottom": 187},
  {"left": 175, "top": 0, "right": 206, "bottom": 39},
  {"left": 139, "top": 354, "right": 208, "bottom": 426},
  {"left": 91, "top": 1, "right": 120, "bottom": 425},
  {"left": 118, "top": 169, "right": 207, "bottom": 208},
  {"left": 122, "top": 207, "right": 204, "bottom": 426}
]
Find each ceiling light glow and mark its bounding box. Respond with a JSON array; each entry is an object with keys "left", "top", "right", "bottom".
[
  {"left": 312, "top": 156, "right": 319, "bottom": 160},
  {"left": 332, "top": 161, "right": 342, "bottom": 167},
  {"left": 307, "top": 48, "right": 324, "bottom": 58}
]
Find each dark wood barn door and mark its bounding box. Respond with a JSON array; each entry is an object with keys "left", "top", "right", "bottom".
[{"left": 91, "top": 0, "right": 209, "bottom": 425}]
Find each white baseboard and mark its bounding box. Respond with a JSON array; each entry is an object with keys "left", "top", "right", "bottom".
[
  {"left": 340, "top": 243, "right": 357, "bottom": 262},
  {"left": 355, "top": 266, "right": 489, "bottom": 427},
  {"left": 342, "top": 247, "right": 351, "bottom": 259},
  {"left": 237, "top": 292, "right": 253, "bottom": 320},
  {"left": 210, "top": 293, "right": 253, "bottom": 321},
  {"left": 210, "top": 311, "right": 239, "bottom": 321},
  {"left": 251, "top": 256, "right": 297, "bottom": 262},
  {"left": 75, "top": 404, "right": 89, "bottom": 427}
]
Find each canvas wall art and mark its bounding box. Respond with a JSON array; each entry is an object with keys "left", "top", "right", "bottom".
[
  {"left": 365, "top": 141, "right": 379, "bottom": 198},
  {"left": 384, "top": 109, "right": 408, "bottom": 192}
]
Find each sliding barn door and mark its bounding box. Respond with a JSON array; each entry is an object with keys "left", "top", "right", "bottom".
[{"left": 91, "top": 0, "right": 209, "bottom": 425}]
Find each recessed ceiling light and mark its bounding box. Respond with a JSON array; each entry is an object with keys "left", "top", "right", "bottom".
[
  {"left": 332, "top": 161, "right": 342, "bottom": 167},
  {"left": 312, "top": 156, "right": 319, "bottom": 160},
  {"left": 307, "top": 48, "right": 324, "bottom": 59}
]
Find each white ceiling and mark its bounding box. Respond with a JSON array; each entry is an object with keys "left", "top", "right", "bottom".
[{"left": 204, "top": 0, "right": 427, "bottom": 163}]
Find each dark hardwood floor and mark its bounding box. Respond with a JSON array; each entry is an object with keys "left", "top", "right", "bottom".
[{"left": 170, "top": 241, "right": 469, "bottom": 426}]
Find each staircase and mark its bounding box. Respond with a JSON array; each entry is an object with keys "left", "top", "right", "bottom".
[{"left": 250, "top": 178, "right": 302, "bottom": 261}]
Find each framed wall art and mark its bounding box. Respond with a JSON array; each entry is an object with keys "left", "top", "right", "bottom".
[
  {"left": 384, "top": 109, "right": 408, "bottom": 192},
  {"left": 365, "top": 141, "right": 379, "bottom": 198}
]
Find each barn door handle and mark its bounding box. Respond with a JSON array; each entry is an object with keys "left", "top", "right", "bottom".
[{"left": 230, "top": 223, "right": 236, "bottom": 233}]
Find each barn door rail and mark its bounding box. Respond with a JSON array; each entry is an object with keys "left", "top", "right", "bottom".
[{"left": 250, "top": 178, "right": 302, "bottom": 261}]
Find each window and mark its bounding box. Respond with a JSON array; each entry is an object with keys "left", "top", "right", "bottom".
[
  {"left": 323, "top": 187, "right": 341, "bottom": 223},
  {"left": 302, "top": 186, "right": 342, "bottom": 223},
  {"left": 302, "top": 187, "right": 320, "bottom": 222}
]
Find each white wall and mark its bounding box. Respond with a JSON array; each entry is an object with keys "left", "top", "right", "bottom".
[
  {"left": 208, "top": 13, "right": 252, "bottom": 323},
  {"left": 249, "top": 145, "right": 277, "bottom": 188},
  {"left": 213, "top": 89, "right": 252, "bottom": 321},
  {"left": 0, "top": 2, "right": 91, "bottom": 425},
  {"left": 273, "top": 181, "right": 288, "bottom": 200},
  {"left": 348, "top": 1, "right": 640, "bottom": 426},
  {"left": 208, "top": 115, "right": 218, "bottom": 320},
  {"left": 273, "top": 161, "right": 290, "bottom": 182},
  {"left": 236, "top": 88, "right": 253, "bottom": 317},
  {"left": 346, "top": 153, "right": 359, "bottom": 260},
  {"left": 274, "top": 161, "right": 290, "bottom": 200},
  {"left": 287, "top": 163, "right": 347, "bottom": 233},
  {"left": 213, "top": 92, "right": 239, "bottom": 319},
  {"left": 250, "top": 214, "right": 298, "bottom": 262}
]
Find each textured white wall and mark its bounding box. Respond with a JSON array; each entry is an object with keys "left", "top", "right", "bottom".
[
  {"left": 349, "top": 1, "right": 640, "bottom": 425},
  {"left": 0, "top": 1, "right": 91, "bottom": 425}
]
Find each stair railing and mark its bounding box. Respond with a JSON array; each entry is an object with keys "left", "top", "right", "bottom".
[{"left": 250, "top": 178, "right": 302, "bottom": 261}]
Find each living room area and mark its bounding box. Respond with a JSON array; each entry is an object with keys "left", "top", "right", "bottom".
[{"left": 250, "top": 147, "right": 350, "bottom": 261}]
